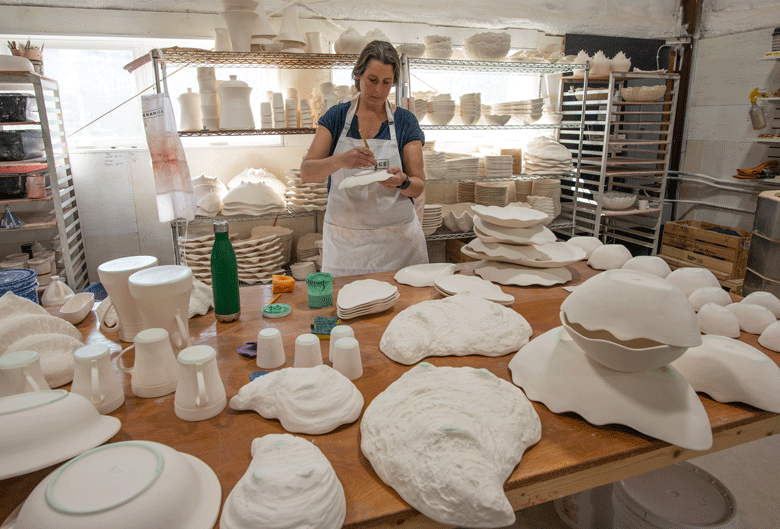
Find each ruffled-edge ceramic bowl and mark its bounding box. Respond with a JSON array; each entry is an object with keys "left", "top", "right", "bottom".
[
  {"left": 8, "top": 440, "right": 221, "bottom": 529},
  {"left": 697, "top": 303, "right": 741, "bottom": 338},
  {"left": 441, "top": 203, "right": 475, "bottom": 232},
  {"left": 587, "top": 244, "right": 632, "bottom": 270},
  {"left": 566, "top": 236, "right": 603, "bottom": 259},
  {"left": 665, "top": 267, "right": 720, "bottom": 297},
  {"left": 58, "top": 292, "right": 95, "bottom": 325},
  {"left": 560, "top": 269, "right": 701, "bottom": 347},
  {"left": 396, "top": 43, "right": 426, "bottom": 58},
  {"left": 759, "top": 320, "right": 780, "bottom": 352},
  {"left": 725, "top": 302, "right": 777, "bottom": 334},
  {"left": 741, "top": 291, "right": 780, "bottom": 318},
  {"left": 621, "top": 256, "right": 671, "bottom": 278},
  {"left": 688, "top": 286, "right": 732, "bottom": 312}
]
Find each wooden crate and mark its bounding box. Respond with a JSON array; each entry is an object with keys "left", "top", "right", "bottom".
[
  {"left": 659, "top": 254, "right": 744, "bottom": 296},
  {"left": 660, "top": 220, "right": 751, "bottom": 279}
]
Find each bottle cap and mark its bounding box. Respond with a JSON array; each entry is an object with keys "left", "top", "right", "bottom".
[{"left": 213, "top": 220, "right": 229, "bottom": 234}]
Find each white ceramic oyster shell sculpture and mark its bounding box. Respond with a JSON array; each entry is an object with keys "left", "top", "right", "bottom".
[
  {"left": 590, "top": 50, "right": 611, "bottom": 76},
  {"left": 365, "top": 28, "right": 391, "bottom": 43},
  {"left": 220, "top": 434, "right": 346, "bottom": 529},
  {"left": 610, "top": 51, "right": 631, "bottom": 72},
  {"left": 379, "top": 293, "right": 533, "bottom": 365},
  {"left": 229, "top": 364, "right": 363, "bottom": 434},
  {"left": 361, "top": 363, "right": 541, "bottom": 528}
]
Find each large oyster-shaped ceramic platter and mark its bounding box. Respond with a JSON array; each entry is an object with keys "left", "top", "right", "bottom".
[
  {"left": 471, "top": 204, "right": 548, "bottom": 228},
  {"left": 220, "top": 434, "right": 346, "bottom": 529},
  {"left": 229, "top": 365, "right": 363, "bottom": 435},
  {"left": 361, "top": 363, "right": 541, "bottom": 528},
  {"left": 380, "top": 293, "right": 532, "bottom": 365}
]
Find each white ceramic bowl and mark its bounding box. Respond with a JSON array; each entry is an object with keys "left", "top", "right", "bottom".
[
  {"left": 601, "top": 191, "right": 636, "bottom": 210},
  {"left": 759, "top": 320, "right": 780, "bottom": 352},
  {"left": 463, "top": 35, "right": 511, "bottom": 61},
  {"left": 665, "top": 267, "right": 720, "bottom": 297},
  {"left": 0, "top": 55, "right": 35, "bottom": 73},
  {"left": 620, "top": 85, "right": 666, "bottom": 102},
  {"left": 482, "top": 114, "right": 511, "bottom": 126},
  {"left": 426, "top": 47, "right": 453, "bottom": 60},
  {"left": 397, "top": 43, "right": 426, "bottom": 58},
  {"left": 621, "top": 256, "right": 671, "bottom": 278},
  {"left": 10, "top": 440, "right": 221, "bottom": 529},
  {"left": 441, "top": 203, "right": 475, "bottom": 232},
  {"left": 566, "top": 236, "right": 603, "bottom": 259},
  {"left": 741, "top": 291, "right": 780, "bottom": 318},
  {"left": 697, "top": 303, "right": 741, "bottom": 338},
  {"left": 58, "top": 292, "right": 95, "bottom": 325},
  {"left": 725, "top": 302, "right": 777, "bottom": 334},
  {"left": 0, "top": 390, "right": 120, "bottom": 480},
  {"left": 561, "top": 312, "right": 687, "bottom": 372},
  {"left": 560, "top": 268, "right": 702, "bottom": 347},
  {"left": 587, "top": 244, "right": 632, "bottom": 270},
  {"left": 427, "top": 111, "right": 455, "bottom": 125},
  {"left": 689, "top": 286, "right": 732, "bottom": 312}
]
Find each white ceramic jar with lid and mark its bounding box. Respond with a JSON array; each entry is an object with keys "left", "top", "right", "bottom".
[{"left": 218, "top": 75, "right": 255, "bottom": 130}]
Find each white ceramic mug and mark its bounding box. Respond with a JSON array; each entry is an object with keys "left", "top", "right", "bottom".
[
  {"left": 174, "top": 345, "right": 226, "bottom": 422},
  {"left": 0, "top": 350, "right": 50, "bottom": 397},
  {"left": 328, "top": 325, "right": 354, "bottom": 362},
  {"left": 294, "top": 333, "right": 322, "bottom": 368},
  {"left": 637, "top": 199, "right": 649, "bottom": 211},
  {"left": 332, "top": 337, "right": 362, "bottom": 380},
  {"left": 71, "top": 344, "right": 125, "bottom": 415},
  {"left": 128, "top": 265, "right": 193, "bottom": 353},
  {"left": 117, "top": 328, "right": 179, "bottom": 398},
  {"left": 257, "top": 328, "right": 286, "bottom": 369},
  {"left": 97, "top": 255, "right": 158, "bottom": 342}
]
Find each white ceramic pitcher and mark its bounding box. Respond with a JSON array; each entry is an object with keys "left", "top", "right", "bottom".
[
  {"left": 97, "top": 255, "right": 159, "bottom": 342},
  {"left": 117, "top": 327, "right": 179, "bottom": 398}
]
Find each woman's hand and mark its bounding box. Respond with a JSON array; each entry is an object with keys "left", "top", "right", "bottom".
[
  {"left": 338, "top": 146, "right": 376, "bottom": 170},
  {"left": 379, "top": 166, "right": 408, "bottom": 189}
]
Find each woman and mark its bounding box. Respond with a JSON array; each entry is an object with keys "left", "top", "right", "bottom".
[{"left": 300, "top": 40, "right": 428, "bottom": 277}]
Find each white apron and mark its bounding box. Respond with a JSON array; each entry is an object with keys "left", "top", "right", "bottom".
[{"left": 322, "top": 98, "right": 428, "bottom": 277}]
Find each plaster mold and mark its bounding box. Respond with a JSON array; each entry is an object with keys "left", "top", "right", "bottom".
[
  {"left": 672, "top": 335, "right": 780, "bottom": 413},
  {"left": 360, "top": 363, "right": 541, "bottom": 528},
  {"left": 566, "top": 236, "right": 602, "bottom": 259},
  {"left": 587, "top": 244, "right": 632, "bottom": 270},
  {"left": 229, "top": 365, "right": 363, "bottom": 434},
  {"left": 509, "top": 327, "right": 713, "bottom": 451},
  {"left": 379, "top": 293, "right": 532, "bottom": 365},
  {"left": 5, "top": 333, "right": 83, "bottom": 387},
  {"left": 220, "top": 434, "right": 346, "bottom": 529},
  {"left": 621, "top": 255, "right": 671, "bottom": 278}
]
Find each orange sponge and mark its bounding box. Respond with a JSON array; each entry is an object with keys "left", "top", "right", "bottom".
[{"left": 272, "top": 274, "right": 295, "bottom": 294}]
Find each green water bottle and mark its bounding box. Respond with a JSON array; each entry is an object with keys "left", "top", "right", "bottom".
[{"left": 211, "top": 220, "right": 241, "bottom": 322}]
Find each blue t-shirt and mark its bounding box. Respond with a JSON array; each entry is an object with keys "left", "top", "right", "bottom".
[{"left": 318, "top": 102, "right": 425, "bottom": 160}]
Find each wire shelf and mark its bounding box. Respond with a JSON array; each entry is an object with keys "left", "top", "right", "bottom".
[
  {"left": 420, "top": 123, "right": 580, "bottom": 130},
  {"left": 179, "top": 127, "right": 315, "bottom": 137}
]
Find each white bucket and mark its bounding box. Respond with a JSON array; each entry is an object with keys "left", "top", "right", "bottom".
[
  {"left": 612, "top": 462, "right": 738, "bottom": 529},
  {"left": 553, "top": 484, "right": 614, "bottom": 529}
]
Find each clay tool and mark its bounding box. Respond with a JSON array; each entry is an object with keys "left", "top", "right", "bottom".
[{"left": 358, "top": 129, "right": 377, "bottom": 170}]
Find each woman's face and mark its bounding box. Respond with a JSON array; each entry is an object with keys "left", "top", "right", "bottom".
[{"left": 357, "top": 59, "right": 395, "bottom": 106}]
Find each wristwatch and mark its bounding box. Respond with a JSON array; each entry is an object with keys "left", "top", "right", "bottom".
[{"left": 396, "top": 174, "right": 411, "bottom": 190}]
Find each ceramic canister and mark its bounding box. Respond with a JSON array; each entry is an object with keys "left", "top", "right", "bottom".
[
  {"left": 128, "top": 265, "right": 193, "bottom": 353},
  {"left": 178, "top": 88, "right": 202, "bottom": 131},
  {"left": 97, "top": 255, "right": 159, "bottom": 342},
  {"left": 218, "top": 75, "right": 255, "bottom": 130}
]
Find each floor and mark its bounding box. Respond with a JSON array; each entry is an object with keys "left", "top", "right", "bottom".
[{"left": 508, "top": 434, "right": 780, "bottom": 528}]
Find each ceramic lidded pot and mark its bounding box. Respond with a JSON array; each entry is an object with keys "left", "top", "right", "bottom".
[
  {"left": 334, "top": 27, "right": 367, "bottom": 55},
  {"left": 218, "top": 75, "right": 255, "bottom": 130}
]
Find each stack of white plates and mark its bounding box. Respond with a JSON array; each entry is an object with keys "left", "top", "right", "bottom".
[
  {"left": 421, "top": 204, "right": 442, "bottom": 236},
  {"left": 433, "top": 274, "right": 514, "bottom": 305},
  {"left": 300, "top": 99, "right": 311, "bottom": 128},
  {"left": 484, "top": 155, "right": 514, "bottom": 178},
  {"left": 526, "top": 195, "right": 556, "bottom": 224},
  {"left": 259, "top": 101, "right": 272, "bottom": 129},
  {"left": 297, "top": 232, "right": 322, "bottom": 263},
  {"left": 272, "top": 92, "right": 285, "bottom": 128},
  {"left": 522, "top": 136, "right": 573, "bottom": 175},
  {"left": 185, "top": 233, "right": 286, "bottom": 285},
  {"left": 446, "top": 154, "right": 479, "bottom": 179},
  {"left": 336, "top": 279, "right": 399, "bottom": 319},
  {"left": 285, "top": 97, "right": 298, "bottom": 128},
  {"left": 221, "top": 181, "right": 287, "bottom": 216},
  {"left": 250, "top": 225, "right": 294, "bottom": 264},
  {"left": 515, "top": 178, "right": 534, "bottom": 202},
  {"left": 457, "top": 181, "right": 475, "bottom": 203},
  {"left": 284, "top": 175, "right": 328, "bottom": 212},
  {"left": 459, "top": 93, "right": 481, "bottom": 125},
  {"left": 531, "top": 179, "right": 561, "bottom": 217},
  {"left": 492, "top": 98, "right": 543, "bottom": 124},
  {"left": 475, "top": 182, "right": 510, "bottom": 207}
]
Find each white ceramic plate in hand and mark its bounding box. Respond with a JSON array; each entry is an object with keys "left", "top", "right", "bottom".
[
  {"left": 394, "top": 263, "right": 459, "bottom": 287},
  {"left": 338, "top": 169, "right": 391, "bottom": 190}
]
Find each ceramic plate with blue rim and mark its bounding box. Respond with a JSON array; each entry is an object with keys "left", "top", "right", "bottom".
[{"left": 0, "top": 268, "right": 37, "bottom": 288}]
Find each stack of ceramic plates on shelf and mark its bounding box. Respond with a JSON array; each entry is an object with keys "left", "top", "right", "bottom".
[
  {"left": 421, "top": 204, "right": 442, "bottom": 236},
  {"left": 271, "top": 92, "right": 285, "bottom": 128},
  {"left": 457, "top": 181, "right": 475, "bottom": 203},
  {"left": 447, "top": 154, "right": 479, "bottom": 204},
  {"left": 285, "top": 98, "right": 298, "bottom": 128},
  {"left": 259, "top": 101, "right": 272, "bottom": 129},
  {"left": 197, "top": 67, "right": 219, "bottom": 131},
  {"left": 251, "top": 225, "right": 294, "bottom": 263},
  {"left": 484, "top": 155, "right": 513, "bottom": 178},
  {"left": 492, "top": 98, "right": 543, "bottom": 124},
  {"left": 522, "top": 136, "right": 573, "bottom": 175},
  {"left": 423, "top": 150, "right": 446, "bottom": 203},
  {"left": 514, "top": 178, "right": 534, "bottom": 202},
  {"left": 221, "top": 181, "right": 286, "bottom": 216},
  {"left": 336, "top": 279, "right": 399, "bottom": 319},
  {"left": 296, "top": 232, "right": 322, "bottom": 270},
  {"left": 531, "top": 179, "right": 561, "bottom": 218},
  {"left": 475, "top": 182, "right": 510, "bottom": 207},
  {"left": 526, "top": 195, "right": 556, "bottom": 225},
  {"left": 182, "top": 233, "right": 286, "bottom": 285},
  {"left": 460, "top": 205, "right": 586, "bottom": 287},
  {"left": 284, "top": 173, "right": 328, "bottom": 212},
  {"left": 0, "top": 268, "right": 39, "bottom": 303},
  {"left": 433, "top": 274, "right": 514, "bottom": 305},
  {"left": 458, "top": 93, "right": 481, "bottom": 125},
  {"left": 299, "top": 99, "right": 311, "bottom": 128}
]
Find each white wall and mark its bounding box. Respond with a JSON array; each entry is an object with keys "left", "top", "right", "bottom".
[{"left": 680, "top": 27, "right": 780, "bottom": 231}]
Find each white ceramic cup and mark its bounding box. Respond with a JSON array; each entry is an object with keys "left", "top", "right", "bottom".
[
  {"left": 332, "top": 337, "right": 362, "bottom": 380},
  {"left": 128, "top": 265, "right": 193, "bottom": 353},
  {"left": 637, "top": 199, "right": 649, "bottom": 210},
  {"left": 174, "top": 345, "right": 226, "bottom": 422},
  {"left": 117, "top": 328, "right": 179, "bottom": 398},
  {"left": 294, "top": 333, "right": 322, "bottom": 368},
  {"left": 97, "top": 255, "right": 159, "bottom": 342},
  {"left": 328, "top": 325, "right": 354, "bottom": 362},
  {"left": 0, "top": 350, "right": 50, "bottom": 397},
  {"left": 305, "top": 32, "right": 324, "bottom": 53},
  {"left": 71, "top": 344, "right": 125, "bottom": 415},
  {"left": 257, "top": 328, "right": 286, "bottom": 369}
]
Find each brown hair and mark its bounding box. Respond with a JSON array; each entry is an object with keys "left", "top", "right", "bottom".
[{"left": 352, "top": 40, "right": 400, "bottom": 91}]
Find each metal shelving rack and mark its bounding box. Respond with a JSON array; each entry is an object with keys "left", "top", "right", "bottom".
[
  {"left": 558, "top": 71, "right": 680, "bottom": 253},
  {"left": 0, "top": 73, "right": 89, "bottom": 292}
]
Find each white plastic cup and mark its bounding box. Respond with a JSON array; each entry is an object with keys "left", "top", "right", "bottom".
[
  {"left": 257, "top": 328, "right": 286, "bottom": 369},
  {"left": 0, "top": 350, "right": 49, "bottom": 398},
  {"left": 294, "top": 333, "right": 322, "bottom": 368},
  {"left": 328, "top": 325, "right": 354, "bottom": 362},
  {"left": 332, "top": 337, "right": 362, "bottom": 380}
]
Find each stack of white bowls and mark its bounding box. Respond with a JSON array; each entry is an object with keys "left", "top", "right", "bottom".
[
  {"left": 459, "top": 93, "right": 481, "bottom": 125},
  {"left": 531, "top": 179, "right": 561, "bottom": 218},
  {"left": 424, "top": 36, "right": 453, "bottom": 59},
  {"left": 426, "top": 94, "right": 455, "bottom": 125},
  {"left": 271, "top": 92, "right": 285, "bottom": 128},
  {"left": 197, "top": 67, "right": 220, "bottom": 131},
  {"left": 413, "top": 98, "right": 427, "bottom": 122},
  {"left": 259, "top": 101, "right": 272, "bottom": 129},
  {"left": 299, "top": 99, "right": 311, "bottom": 127},
  {"left": 275, "top": 5, "right": 306, "bottom": 53},
  {"left": 463, "top": 32, "right": 511, "bottom": 61},
  {"left": 421, "top": 204, "right": 443, "bottom": 236},
  {"left": 397, "top": 43, "right": 426, "bottom": 58},
  {"left": 220, "top": 0, "right": 260, "bottom": 53},
  {"left": 285, "top": 98, "right": 298, "bottom": 128}
]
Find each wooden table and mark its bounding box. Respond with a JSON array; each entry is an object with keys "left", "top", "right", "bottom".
[{"left": 3, "top": 262, "right": 779, "bottom": 528}]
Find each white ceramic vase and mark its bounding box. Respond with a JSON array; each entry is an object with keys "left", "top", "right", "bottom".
[
  {"left": 178, "top": 88, "right": 202, "bottom": 131},
  {"left": 221, "top": 10, "right": 259, "bottom": 52},
  {"left": 218, "top": 75, "right": 255, "bottom": 130}
]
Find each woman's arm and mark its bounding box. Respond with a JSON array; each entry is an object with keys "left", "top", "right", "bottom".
[
  {"left": 300, "top": 125, "right": 375, "bottom": 183},
  {"left": 380, "top": 139, "right": 425, "bottom": 198}
]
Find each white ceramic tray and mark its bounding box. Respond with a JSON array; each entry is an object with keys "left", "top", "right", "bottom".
[
  {"left": 473, "top": 216, "right": 556, "bottom": 246},
  {"left": 463, "top": 240, "right": 585, "bottom": 268},
  {"left": 394, "top": 263, "right": 458, "bottom": 287},
  {"left": 471, "top": 204, "right": 548, "bottom": 228},
  {"left": 474, "top": 260, "right": 572, "bottom": 286},
  {"left": 433, "top": 274, "right": 514, "bottom": 305}
]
